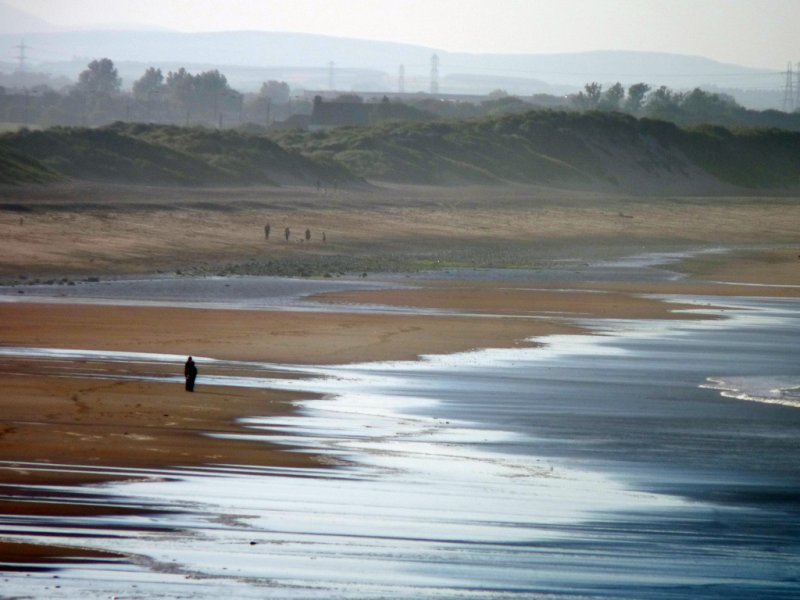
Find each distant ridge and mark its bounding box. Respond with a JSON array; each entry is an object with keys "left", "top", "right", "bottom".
[
  {"left": 0, "top": 28, "right": 775, "bottom": 93},
  {"left": 0, "top": 1, "right": 53, "bottom": 34}
]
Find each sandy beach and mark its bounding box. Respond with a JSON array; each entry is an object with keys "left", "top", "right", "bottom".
[
  {"left": 2, "top": 182, "right": 800, "bottom": 279},
  {"left": 1, "top": 182, "right": 799, "bottom": 583}
]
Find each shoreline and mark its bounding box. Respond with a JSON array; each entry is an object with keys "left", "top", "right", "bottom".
[
  {"left": 0, "top": 278, "right": 796, "bottom": 592},
  {"left": 1, "top": 181, "right": 799, "bottom": 571},
  {"left": 3, "top": 292, "right": 796, "bottom": 598}
]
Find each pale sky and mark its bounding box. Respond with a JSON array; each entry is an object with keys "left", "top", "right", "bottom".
[{"left": 6, "top": 0, "right": 799, "bottom": 70}]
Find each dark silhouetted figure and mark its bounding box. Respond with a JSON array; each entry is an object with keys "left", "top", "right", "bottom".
[
  {"left": 184, "top": 356, "right": 198, "bottom": 392},
  {"left": 284, "top": 226, "right": 290, "bottom": 241},
  {"left": 322, "top": 231, "right": 326, "bottom": 243},
  {"left": 305, "top": 228, "right": 311, "bottom": 242},
  {"left": 264, "top": 223, "right": 271, "bottom": 239}
]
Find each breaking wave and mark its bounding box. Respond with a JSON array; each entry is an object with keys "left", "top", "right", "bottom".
[{"left": 703, "top": 376, "right": 800, "bottom": 409}]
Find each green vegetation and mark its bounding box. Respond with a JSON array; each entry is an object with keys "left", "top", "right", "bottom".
[
  {"left": 572, "top": 82, "right": 800, "bottom": 131},
  {"left": 2, "top": 110, "right": 800, "bottom": 191},
  {"left": 275, "top": 110, "right": 800, "bottom": 189},
  {"left": 0, "top": 123, "right": 353, "bottom": 186},
  {"left": 110, "top": 123, "right": 352, "bottom": 185},
  {"left": 0, "top": 140, "right": 61, "bottom": 184},
  {"left": 653, "top": 122, "right": 800, "bottom": 188},
  {"left": 5, "top": 57, "right": 800, "bottom": 134}
]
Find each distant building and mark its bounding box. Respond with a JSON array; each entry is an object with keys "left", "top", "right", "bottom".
[
  {"left": 303, "top": 89, "right": 492, "bottom": 104},
  {"left": 308, "top": 95, "right": 436, "bottom": 130},
  {"left": 309, "top": 96, "right": 370, "bottom": 130}
]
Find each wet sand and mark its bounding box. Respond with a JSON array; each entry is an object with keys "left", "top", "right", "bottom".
[
  {"left": 1, "top": 182, "right": 799, "bottom": 571},
  {"left": 0, "top": 280, "right": 735, "bottom": 565}
]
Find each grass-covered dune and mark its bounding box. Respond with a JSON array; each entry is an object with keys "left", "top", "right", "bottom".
[
  {"left": 0, "top": 143, "right": 61, "bottom": 185},
  {"left": 2, "top": 111, "right": 800, "bottom": 192},
  {"left": 274, "top": 111, "right": 800, "bottom": 191},
  {"left": 0, "top": 123, "right": 354, "bottom": 187}
]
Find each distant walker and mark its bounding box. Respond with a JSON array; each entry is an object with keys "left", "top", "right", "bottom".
[{"left": 184, "top": 356, "right": 198, "bottom": 392}]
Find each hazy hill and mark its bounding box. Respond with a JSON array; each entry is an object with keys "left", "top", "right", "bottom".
[
  {"left": 3, "top": 112, "right": 800, "bottom": 193},
  {"left": 0, "top": 2, "right": 53, "bottom": 35},
  {"left": 0, "top": 28, "right": 774, "bottom": 96}
]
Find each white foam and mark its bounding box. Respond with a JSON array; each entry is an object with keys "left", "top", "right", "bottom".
[{"left": 703, "top": 376, "right": 800, "bottom": 409}]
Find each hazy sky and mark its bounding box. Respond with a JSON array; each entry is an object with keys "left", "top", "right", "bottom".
[{"left": 6, "top": 0, "right": 799, "bottom": 70}]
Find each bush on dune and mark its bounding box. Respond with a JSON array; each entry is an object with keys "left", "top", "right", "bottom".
[
  {"left": 3, "top": 111, "right": 800, "bottom": 190},
  {"left": 0, "top": 142, "right": 61, "bottom": 184}
]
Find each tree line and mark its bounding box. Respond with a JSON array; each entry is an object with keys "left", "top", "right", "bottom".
[
  {"left": 2, "top": 58, "right": 800, "bottom": 132},
  {"left": 0, "top": 58, "right": 301, "bottom": 128},
  {"left": 568, "top": 81, "right": 800, "bottom": 129}
]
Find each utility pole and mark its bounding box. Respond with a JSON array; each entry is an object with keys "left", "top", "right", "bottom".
[
  {"left": 783, "top": 61, "right": 795, "bottom": 112},
  {"left": 795, "top": 62, "right": 800, "bottom": 112},
  {"left": 15, "top": 40, "right": 28, "bottom": 72},
  {"left": 430, "top": 54, "right": 439, "bottom": 95},
  {"left": 15, "top": 40, "right": 28, "bottom": 89},
  {"left": 398, "top": 64, "right": 405, "bottom": 94}
]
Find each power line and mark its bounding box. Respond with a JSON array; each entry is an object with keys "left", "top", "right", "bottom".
[
  {"left": 430, "top": 54, "right": 439, "bottom": 94},
  {"left": 15, "top": 39, "right": 28, "bottom": 72},
  {"left": 795, "top": 62, "right": 800, "bottom": 111},
  {"left": 783, "top": 61, "right": 794, "bottom": 111}
]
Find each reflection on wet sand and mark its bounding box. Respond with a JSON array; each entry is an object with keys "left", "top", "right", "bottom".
[
  {"left": 3, "top": 292, "right": 800, "bottom": 599},
  {"left": 1, "top": 268, "right": 799, "bottom": 598}
]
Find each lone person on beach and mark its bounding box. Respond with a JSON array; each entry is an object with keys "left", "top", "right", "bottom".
[
  {"left": 305, "top": 228, "right": 311, "bottom": 242},
  {"left": 184, "top": 356, "right": 198, "bottom": 392},
  {"left": 264, "top": 223, "right": 271, "bottom": 239},
  {"left": 284, "top": 226, "right": 290, "bottom": 242}
]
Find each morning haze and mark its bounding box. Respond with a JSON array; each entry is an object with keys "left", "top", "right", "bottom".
[
  {"left": 1, "top": 1, "right": 800, "bottom": 599},
  {"left": 4, "top": 0, "right": 799, "bottom": 69}
]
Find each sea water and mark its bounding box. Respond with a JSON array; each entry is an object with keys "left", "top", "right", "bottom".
[{"left": 1, "top": 291, "right": 799, "bottom": 598}]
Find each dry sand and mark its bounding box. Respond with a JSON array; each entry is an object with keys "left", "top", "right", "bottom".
[
  {"left": 1, "top": 181, "right": 799, "bottom": 565},
  {"left": 1, "top": 182, "right": 799, "bottom": 278}
]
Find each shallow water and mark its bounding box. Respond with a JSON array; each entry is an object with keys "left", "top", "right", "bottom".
[{"left": 1, "top": 288, "right": 799, "bottom": 598}]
